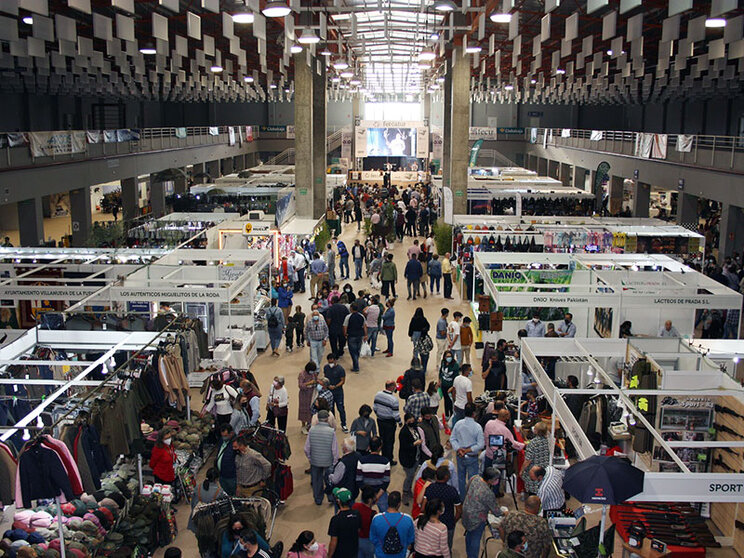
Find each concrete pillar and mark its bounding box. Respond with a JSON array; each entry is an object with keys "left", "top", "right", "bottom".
[
  {"left": 17, "top": 198, "right": 44, "bottom": 247},
  {"left": 719, "top": 204, "right": 744, "bottom": 259},
  {"left": 312, "top": 59, "right": 327, "bottom": 218},
  {"left": 234, "top": 154, "right": 246, "bottom": 172},
  {"left": 537, "top": 158, "right": 548, "bottom": 176},
  {"left": 121, "top": 177, "right": 139, "bottom": 221},
  {"left": 609, "top": 176, "right": 624, "bottom": 215},
  {"left": 547, "top": 160, "right": 560, "bottom": 180},
  {"left": 192, "top": 162, "right": 206, "bottom": 176},
  {"left": 350, "top": 95, "right": 361, "bottom": 167},
  {"left": 450, "top": 48, "right": 470, "bottom": 214},
  {"left": 676, "top": 193, "right": 698, "bottom": 227},
  {"left": 590, "top": 171, "right": 603, "bottom": 212},
  {"left": 149, "top": 175, "right": 166, "bottom": 217},
  {"left": 573, "top": 166, "right": 588, "bottom": 190},
  {"left": 173, "top": 169, "right": 188, "bottom": 195},
  {"left": 442, "top": 59, "right": 453, "bottom": 197},
  {"left": 559, "top": 163, "right": 572, "bottom": 187},
  {"left": 424, "top": 93, "right": 432, "bottom": 124},
  {"left": 294, "top": 52, "right": 314, "bottom": 218},
  {"left": 632, "top": 181, "right": 651, "bottom": 218},
  {"left": 69, "top": 187, "right": 92, "bottom": 247},
  {"left": 205, "top": 160, "right": 220, "bottom": 181},
  {"left": 221, "top": 157, "right": 234, "bottom": 176}
]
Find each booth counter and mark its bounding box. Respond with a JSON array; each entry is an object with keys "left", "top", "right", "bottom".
[{"left": 470, "top": 252, "right": 741, "bottom": 343}]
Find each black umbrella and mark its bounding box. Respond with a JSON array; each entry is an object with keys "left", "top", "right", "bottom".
[
  {"left": 564, "top": 455, "right": 645, "bottom": 504},
  {"left": 563, "top": 455, "right": 645, "bottom": 554}
]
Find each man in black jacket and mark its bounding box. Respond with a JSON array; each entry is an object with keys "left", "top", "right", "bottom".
[{"left": 328, "top": 437, "right": 360, "bottom": 503}]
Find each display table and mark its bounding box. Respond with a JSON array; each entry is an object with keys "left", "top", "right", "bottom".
[{"left": 610, "top": 505, "right": 707, "bottom": 557}]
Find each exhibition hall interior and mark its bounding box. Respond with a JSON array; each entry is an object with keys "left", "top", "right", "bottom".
[{"left": 1, "top": 1, "right": 744, "bottom": 558}]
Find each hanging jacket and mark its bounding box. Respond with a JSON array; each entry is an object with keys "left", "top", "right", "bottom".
[{"left": 17, "top": 442, "right": 75, "bottom": 508}]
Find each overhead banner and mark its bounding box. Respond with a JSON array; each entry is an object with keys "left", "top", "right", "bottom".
[
  {"left": 29, "top": 131, "right": 86, "bottom": 157},
  {"left": 442, "top": 186, "right": 453, "bottom": 225},
  {"left": 431, "top": 130, "right": 443, "bottom": 161},
  {"left": 416, "top": 127, "right": 429, "bottom": 159},
  {"left": 469, "top": 127, "right": 498, "bottom": 140},
  {"left": 340, "top": 130, "right": 352, "bottom": 160},
  {"left": 676, "top": 134, "right": 694, "bottom": 153},
  {"left": 245, "top": 126, "right": 254, "bottom": 142},
  {"left": 633, "top": 473, "right": 744, "bottom": 503},
  {"left": 469, "top": 139, "right": 483, "bottom": 167},
  {"left": 355, "top": 120, "right": 427, "bottom": 159}
]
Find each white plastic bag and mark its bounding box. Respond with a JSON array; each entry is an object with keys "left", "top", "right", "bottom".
[{"left": 360, "top": 341, "right": 372, "bottom": 357}]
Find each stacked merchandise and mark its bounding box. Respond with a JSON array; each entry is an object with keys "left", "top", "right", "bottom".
[
  {"left": 488, "top": 197, "right": 594, "bottom": 216},
  {"left": 191, "top": 498, "right": 272, "bottom": 557},
  {"left": 243, "top": 425, "right": 293, "bottom": 502},
  {"left": 610, "top": 503, "right": 720, "bottom": 549}
]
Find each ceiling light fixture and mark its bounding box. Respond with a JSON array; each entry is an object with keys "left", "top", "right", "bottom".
[
  {"left": 489, "top": 13, "right": 512, "bottom": 23},
  {"left": 556, "top": 68, "right": 566, "bottom": 74},
  {"left": 243, "top": 76, "right": 254, "bottom": 83},
  {"left": 340, "top": 70, "right": 354, "bottom": 78},
  {"left": 333, "top": 60, "right": 349, "bottom": 70},
  {"left": 606, "top": 49, "right": 613, "bottom": 55},
  {"left": 290, "top": 44, "right": 303, "bottom": 53},
  {"left": 139, "top": 44, "right": 157, "bottom": 55},
  {"left": 320, "top": 48, "right": 333, "bottom": 56},
  {"left": 531, "top": 79, "right": 537, "bottom": 84},
  {"left": 419, "top": 48, "right": 436, "bottom": 61},
  {"left": 22, "top": 16, "right": 33, "bottom": 24},
  {"left": 430, "top": 33, "right": 440, "bottom": 41},
  {"left": 331, "top": 77, "right": 341, "bottom": 83},
  {"left": 210, "top": 65, "right": 223, "bottom": 73},
  {"left": 262, "top": 0, "right": 291, "bottom": 18},
  {"left": 298, "top": 29, "right": 320, "bottom": 44},
  {"left": 269, "top": 83, "right": 277, "bottom": 89},
  {"left": 705, "top": 18, "right": 726, "bottom": 28},
  {"left": 350, "top": 78, "right": 361, "bottom": 85},
  {"left": 232, "top": 12, "right": 255, "bottom": 24},
  {"left": 465, "top": 45, "right": 482, "bottom": 53},
  {"left": 437, "top": 76, "right": 445, "bottom": 83},
  {"left": 433, "top": 0, "right": 457, "bottom": 12},
  {"left": 417, "top": 62, "right": 431, "bottom": 69},
  {"left": 331, "top": 13, "right": 351, "bottom": 21},
  {"left": 505, "top": 84, "right": 514, "bottom": 90}
]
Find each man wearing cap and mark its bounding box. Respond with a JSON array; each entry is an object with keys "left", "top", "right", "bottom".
[
  {"left": 234, "top": 435, "right": 272, "bottom": 498},
  {"left": 328, "top": 487, "right": 362, "bottom": 558},
  {"left": 305, "top": 409, "right": 340, "bottom": 505}
]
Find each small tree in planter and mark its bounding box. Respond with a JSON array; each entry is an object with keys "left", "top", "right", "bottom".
[{"left": 433, "top": 222, "right": 452, "bottom": 255}]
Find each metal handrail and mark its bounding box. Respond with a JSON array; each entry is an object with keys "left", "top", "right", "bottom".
[{"left": 528, "top": 127, "right": 744, "bottom": 171}]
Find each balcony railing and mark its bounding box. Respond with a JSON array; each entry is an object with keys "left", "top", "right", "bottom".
[{"left": 528, "top": 127, "right": 744, "bottom": 173}]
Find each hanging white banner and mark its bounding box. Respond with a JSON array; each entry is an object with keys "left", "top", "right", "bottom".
[
  {"left": 432, "top": 130, "right": 443, "bottom": 161},
  {"left": 416, "top": 127, "right": 429, "bottom": 159},
  {"left": 286, "top": 125, "right": 295, "bottom": 139},
  {"left": 442, "top": 186, "right": 454, "bottom": 225},
  {"left": 676, "top": 134, "right": 694, "bottom": 153},
  {"left": 29, "top": 131, "right": 86, "bottom": 157},
  {"left": 341, "top": 130, "right": 352, "bottom": 160},
  {"left": 354, "top": 126, "right": 367, "bottom": 158},
  {"left": 228, "top": 127, "right": 236, "bottom": 146}
]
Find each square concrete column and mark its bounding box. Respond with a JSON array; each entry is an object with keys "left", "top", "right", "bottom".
[
  {"left": 173, "top": 169, "right": 188, "bottom": 195},
  {"left": 719, "top": 203, "right": 744, "bottom": 258},
  {"left": 609, "top": 176, "right": 625, "bottom": 215},
  {"left": 17, "top": 198, "right": 44, "bottom": 246},
  {"left": 632, "top": 181, "right": 651, "bottom": 218},
  {"left": 294, "top": 52, "right": 314, "bottom": 218},
  {"left": 234, "top": 154, "right": 246, "bottom": 172},
  {"left": 192, "top": 162, "right": 206, "bottom": 176},
  {"left": 450, "top": 48, "right": 470, "bottom": 214},
  {"left": 676, "top": 193, "right": 698, "bottom": 227},
  {"left": 312, "top": 59, "right": 327, "bottom": 218},
  {"left": 69, "top": 187, "right": 92, "bottom": 247},
  {"left": 573, "top": 166, "right": 588, "bottom": 190},
  {"left": 537, "top": 158, "right": 548, "bottom": 176},
  {"left": 547, "top": 160, "right": 560, "bottom": 180},
  {"left": 559, "top": 163, "right": 572, "bottom": 187},
  {"left": 206, "top": 160, "right": 221, "bottom": 181},
  {"left": 442, "top": 59, "right": 453, "bottom": 197},
  {"left": 121, "top": 177, "right": 139, "bottom": 221},
  {"left": 149, "top": 175, "right": 166, "bottom": 218},
  {"left": 222, "top": 157, "right": 234, "bottom": 176}
]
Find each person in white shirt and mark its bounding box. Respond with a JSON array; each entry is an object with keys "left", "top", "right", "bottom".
[
  {"left": 449, "top": 364, "right": 473, "bottom": 427},
  {"left": 556, "top": 313, "right": 576, "bottom": 338},
  {"left": 202, "top": 378, "right": 238, "bottom": 427},
  {"left": 658, "top": 320, "right": 680, "bottom": 338},
  {"left": 291, "top": 251, "right": 307, "bottom": 293},
  {"left": 447, "top": 311, "right": 463, "bottom": 364},
  {"left": 267, "top": 376, "right": 289, "bottom": 432}
]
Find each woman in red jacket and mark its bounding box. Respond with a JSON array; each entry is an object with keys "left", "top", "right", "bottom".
[{"left": 149, "top": 428, "right": 176, "bottom": 484}]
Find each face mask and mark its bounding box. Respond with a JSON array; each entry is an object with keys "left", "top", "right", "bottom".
[
  {"left": 522, "top": 542, "right": 528, "bottom": 553},
  {"left": 316, "top": 385, "right": 323, "bottom": 392},
  {"left": 345, "top": 288, "right": 352, "bottom": 292},
  {"left": 238, "top": 542, "right": 248, "bottom": 551},
  {"left": 307, "top": 543, "right": 319, "bottom": 553},
  {"left": 163, "top": 439, "right": 172, "bottom": 446},
  {"left": 407, "top": 421, "right": 415, "bottom": 427},
  {"left": 565, "top": 319, "right": 571, "bottom": 324},
  {"left": 446, "top": 357, "right": 452, "bottom": 363},
  {"left": 533, "top": 318, "right": 539, "bottom": 323},
  {"left": 312, "top": 315, "right": 320, "bottom": 321}
]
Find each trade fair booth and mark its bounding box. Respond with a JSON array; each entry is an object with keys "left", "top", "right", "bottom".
[
  {"left": 126, "top": 212, "right": 236, "bottom": 247},
  {"left": 469, "top": 167, "right": 538, "bottom": 178},
  {"left": 471, "top": 252, "right": 742, "bottom": 344},
  {"left": 452, "top": 215, "right": 704, "bottom": 261},
  {"left": 518, "top": 337, "right": 744, "bottom": 553}
]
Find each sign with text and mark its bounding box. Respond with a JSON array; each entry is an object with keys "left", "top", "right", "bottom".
[
  {"left": 258, "top": 125, "right": 287, "bottom": 134},
  {"left": 497, "top": 127, "right": 526, "bottom": 135},
  {"left": 469, "top": 127, "right": 498, "bottom": 140},
  {"left": 634, "top": 473, "right": 744, "bottom": 503},
  {"left": 29, "top": 131, "right": 86, "bottom": 157}
]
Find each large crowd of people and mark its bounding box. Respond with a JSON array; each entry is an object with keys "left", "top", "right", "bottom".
[{"left": 190, "top": 179, "right": 564, "bottom": 558}]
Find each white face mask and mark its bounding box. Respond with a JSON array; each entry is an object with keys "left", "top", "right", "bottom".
[
  {"left": 532, "top": 318, "right": 539, "bottom": 323},
  {"left": 307, "top": 543, "right": 319, "bottom": 553},
  {"left": 163, "top": 438, "right": 172, "bottom": 446}
]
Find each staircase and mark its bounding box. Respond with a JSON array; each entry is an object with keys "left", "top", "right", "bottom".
[{"left": 264, "top": 129, "right": 345, "bottom": 166}]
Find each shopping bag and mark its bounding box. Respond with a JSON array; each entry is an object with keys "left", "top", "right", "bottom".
[{"left": 360, "top": 341, "right": 372, "bottom": 357}]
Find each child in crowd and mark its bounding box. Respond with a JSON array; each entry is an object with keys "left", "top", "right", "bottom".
[{"left": 460, "top": 316, "right": 474, "bottom": 365}]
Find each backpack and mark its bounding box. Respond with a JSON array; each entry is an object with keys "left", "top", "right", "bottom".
[
  {"left": 415, "top": 334, "right": 433, "bottom": 355},
  {"left": 267, "top": 308, "right": 279, "bottom": 328},
  {"left": 382, "top": 514, "right": 404, "bottom": 555}
]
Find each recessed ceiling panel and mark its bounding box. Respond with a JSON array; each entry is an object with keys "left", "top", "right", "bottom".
[
  {"left": 724, "top": 15, "right": 743, "bottom": 44},
  {"left": 159, "top": 0, "right": 178, "bottom": 12},
  {"left": 152, "top": 12, "right": 168, "bottom": 42},
  {"left": 33, "top": 14, "right": 54, "bottom": 41},
  {"left": 541, "top": 13, "right": 550, "bottom": 43},
  {"left": 661, "top": 15, "right": 680, "bottom": 43},
  {"left": 669, "top": 0, "right": 692, "bottom": 17},
  {"left": 586, "top": 0, "right": 608, "bottom": 15},
  {"left": 711, "top": 0, "right": 737, "bottom": 17},
  {"left": 626, "top": 13, "right": 643, "bottom": 41},
  {"left": 0, "top": 15, "right": 18, "bottom": 41},
  {"left": 619, "top": 0, "right": 641, "bottom": 14},
  {"left": 111, "top": 0, "right": 134, "bottom": 14},
  {"left": 115, "top": 13, "right": 134, "bottom": 42},
  {"left": 602, "top": 10, "right": 616, "bottom": 40},
  {"left": 93, "top": 13, "right": 112, "bottom": 41},
  {"left": 187, "top": 12, "right": 201, "bottom": 40}
]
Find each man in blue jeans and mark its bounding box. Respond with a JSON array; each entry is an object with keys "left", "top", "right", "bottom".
[
  {"left": 462, "top": 467, "right": 504, "bottom": 558},
  {"left": 323, "top": 353, "right": 348, "bottom": 433},
  {"left": 449, "top": 403, "right": 485, "bottom": 498},
  {"left": 343, "top": 301, "right": 367, "bottom": 373},
  {"left": 336, "top": 238, "right": 350, "bottom": 280},
  {"left": 351, "top": 239, "right": 366, "bottom": 281}
]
